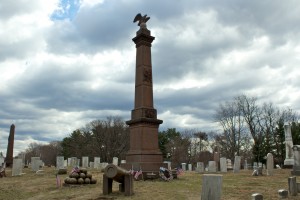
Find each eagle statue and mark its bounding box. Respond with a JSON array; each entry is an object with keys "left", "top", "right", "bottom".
[{"left": 133, "top": 13, "right": 150, "bottom": 27}]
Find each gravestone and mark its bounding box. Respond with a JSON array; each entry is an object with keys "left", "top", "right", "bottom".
[
  {"left": 288, "top": 176, "right": 297, "bottom": 196},
  {"left": 266, "top": 153, "right": 274, "bottom": 176},
  {"left": 278, "top": 189, "right": 288, "bottom": 199},
  {"left": 253, "top": 162, "right": 258, "bottom": 169},
  {"left": 89, "top": 162, "right": 94, "bottom": 168},
  {"left": 70, "top": 157, "right": 77, "bottom": 167},
  {"left": 121, "top": 160, "right": 126, "bottom": 164},
  {"left": 67, "top": 158, "right": 71, "bottom": 166},
  {"left": 94, "top": 157, "right": 101, "bottom": 169},
  {"left": 64, "top": 160, "right": 67, "bottom": 167},
  {"left": 12, "top": 158, "right": 23, "bottom": 176},
  {"left": 196, "top": 162, "right": 204, "bottom": 173},
  {"left": 251, "top": 193, "right": 263, "bottom": 200},
  {"left": 214, "top": 152, "right": 220, "bottom": 171},
  {"left": 31, "top": 157, "right": 41, "bottom": 172},
  {"left": 244, "top": 160, "right": 248, "bottom": 170},
  {"left": 201, "top": 174, "right": 223, "bottom": 200},
  {"left": 284, "top": 124, "right": 294, "bottom": 166},
  {"left": 77, "top": 159, "right": 80, "bottom": 167},
  {"left": 227, "top": 159, "right": 233, "bottom": 170},
  {"left": 188, "top": 164, "right": 192, "bottom": 171},
  {"left": 208, "top": 161, "right": 217, "bottom": 172},
  {"left": 181, "top": 163, "right": 186, "bottom": 171},
  {"left": 82, "top": 157, "right": 89, "bottom": 168},
  {"left": 113, "top": 157, "right": 118, "bottom": 166},
  {"left": 220, "top": 157, "right": 227, "bottom": 172},
  {"left": 163, "top": 161, "right": 171, "bottom": 170},
  {"left": 5, "top": 124, "right": 15, "bottom": 167},
  {"left": 0, "top": 155, "right": 4, "bottom": 166},
  {"left": 56, "top": 156, "right": 65, "bottom": 169},
  {"left": 233, "top": 156, "right": 241, "bottom": 173},
  {"left": 291, "top": 145, "right": 300, "bottom": 176},
  {"left": 100, "top": 162, "right": 109, "bottom": 170}
]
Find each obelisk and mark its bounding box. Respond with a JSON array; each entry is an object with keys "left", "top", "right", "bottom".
[
  {"left": 284, "top": 124, "right": 294, "bottom": 167},
  {"left": 124, "top": 13, "right": 166, "bottom": 173},
  {"left": 5, "top": 124, "right": 15, "bottom": 167}
]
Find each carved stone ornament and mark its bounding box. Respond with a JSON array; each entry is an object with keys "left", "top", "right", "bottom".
[{"left": 143, "top": 68, "right": 152, "bottom": 83}]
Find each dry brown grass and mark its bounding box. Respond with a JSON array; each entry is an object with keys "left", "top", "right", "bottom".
[{"left": 0, "top": 167, "right": 299, "bottom": 200}]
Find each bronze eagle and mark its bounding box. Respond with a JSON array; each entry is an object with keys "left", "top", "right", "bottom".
[{"left": 133, "top": 13, "right": 150, "bottom": 26}]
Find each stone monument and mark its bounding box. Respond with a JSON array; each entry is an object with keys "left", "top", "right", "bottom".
[
  {"left": 284, "top": 124, "right": 294, "bottom": 167},
  {"left": 5, "top": 124, "right": 15, "bottom": 167},
  {"left": 291, "top": 145, "right": 300, "bottom": 176},
  {"left": 122, "top": 13, "right": 166, "bottom": 173}
]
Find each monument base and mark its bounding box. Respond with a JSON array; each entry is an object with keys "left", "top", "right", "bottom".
[{"left": 284, "top": 159, "right": 294, "bottom": 168}]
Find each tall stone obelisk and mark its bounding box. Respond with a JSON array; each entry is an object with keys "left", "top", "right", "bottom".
[
  {"left": 124, "top": 14, "right": 166, "bottom": 173},
  {"left": 5, "top": 124, "right": 15, "bottom": 167},
  {"left": 284, "top": 124, "right": 294, "bottom": 167}
]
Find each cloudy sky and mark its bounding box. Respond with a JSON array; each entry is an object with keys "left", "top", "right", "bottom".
[{"left": 1, "top": 0, "right": 300, "bottom": 156}]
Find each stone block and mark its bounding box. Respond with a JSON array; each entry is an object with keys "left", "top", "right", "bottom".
[
  {"left": 251, "top": 193, "right": 263, "bottom": 200},
  {"left": 288, "top": 176, "right": 297, "bottom": 196},
  {"left": 278, "top": 189, "right": 288, "bottom": 199},
  {"left": 201, "top": 174, "right": 223, "bottom": 200}
]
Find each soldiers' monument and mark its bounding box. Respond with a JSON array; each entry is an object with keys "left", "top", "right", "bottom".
[
  {"left": 123, "top": 13, "right": 166, "bottom": 173},
  {"left": 5, "top": 124, "right": 15, "bottom": 167}
]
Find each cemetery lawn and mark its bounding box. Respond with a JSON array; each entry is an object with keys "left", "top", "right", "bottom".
[{"left": 0, "top": 167, "right": 299, "bottom": 200}]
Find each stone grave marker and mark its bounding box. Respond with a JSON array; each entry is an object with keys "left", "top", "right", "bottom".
[
  {"left": 181, "top": 163, "right": 186, "bottom": 171},
  {"left": 67, "top": 158, "right": 71, "bottom": 166},
  {"left": 227, "top": 159, "right": 233, "bottom": 170},
  {"left": 94, "top": 157, "right": 101, "bottom": 169},
  {"left": 56, "top": 156, "right": 64, "bottom": 169},
  {"left": 201, "top": 174, "right": 223, "bottom": 200},
  {"left": 253, "top": 162, "right": 258, "bottom": 169},
  {"left": 89, "top": 162, "right": 94, "bottom": 168},
  {"left": 233, "top": 156, "right": 241, "bottom": 173},
  {"left": 12, "top": 158, "right": 23, "bottom": 176},
  {"left": 82, "top": 156, "right": 89, "bottom": 168},
  {"left": 208, "top": 161, "right": 217, "bottom": 172},
  {"left": 64, "top": 160, "right": 67, "bottom": 167},
  {"left": 163, "top": 161, "right": 171, "bottom": 170},
  {"left": 196, "top": 162, "right": 204, "bottom": 173},
  {"left": 31, "top": 157, "right": 41, "bottom": 172},
  {"left": 292, "top": 145, "right": 300, "bottom": 176},
  {"left": 284, "top": 124, "right": 294, "bottom": 166},
  {"left": 113, "top": 157, "right": 118, "bottom": 166},
  {"left": 188, "top": 164, "right": 192, "bottom": 171},
  {"left": 244, "top": 160, "right": 248, "bottom": 170},
  {"left": 220, "top": 157, "right": 227, "bottom": 172},
  {"left": 266, "top": 153, "right": 274, "bottom": 176}
]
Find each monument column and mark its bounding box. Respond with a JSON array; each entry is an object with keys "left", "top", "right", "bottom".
[
  {"left": 284, "top": 124, "right": 294, "bottom": 167},
  {"left": 123, "top": 14, "right": 166, "bottom": 172},
  {"left": 5, "top": 124, "right": 15, "bottom": 167}
]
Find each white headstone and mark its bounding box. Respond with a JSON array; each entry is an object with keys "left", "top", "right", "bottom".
[
  {"left": 220, "top": 157, "right": 227, "bottom": 172},
  {"left": 253, "top": 162, "right": 258, "bottom": 169},
  {"left": 70, "top": 157, "right": 77, "bottom": 167},
  {"left": 201, "top": 174, "right": 223, "bottom": 200},
  {"left": 67, "top": 158, "right": 71, "bottom": 166},
  {"left": 233, "top": 156, "right": 241, "bottom": 173},
  {"left": 292, "top": 145, "right": 300, "bottom": 175},
  {"left": 266, "top": 153, "right": 274, "bottom": 176},
  {"left": 12, "top": 158, "right": 23, "bottom": 176},
  {"left": 121, "top": 160, "right": 126, "bottom": 164},
  {"left": 82, "top": 157, "right": 89, "bottom": 168},
  {"left": 188, "top": 164, "right": 192, "bottom": 171},
  {"left": 208, "top": 161, "right": 217, "bottom": 172},
  {"left": 89, "top": 162, "right": 94, "bottom": 168},
  {"left": 100, "top": 162, "right": 108, "bottom": 170},
  {"left": 196, "top": 162, "right": 204, "bottom": 173},
  {"left": 244, "top": 160, "right": 248, "bottom": 170},
  {"left": 56, "top": 156, "right": 65, "bottom": 169},
  {"left": 31, "top": 157, "right": 41, "bottom": 172},
  {"left": 163, "top": 161, "right": 171, "bottom": 170},
  {"left": 64, "top": 160, "right": 67, "bottom": 167},
  {"left": 94, "top": 157, "right": 101, "bottom": 168},
  {"left": 113, "top": 157, "right": 118, "bottom": 166},
  {"left": 227, "top": 159, "right": 233, "bottom": 170},
  {"left": 0, "top": 156, "right": 4, "bottom": 165},
  {"left": 284, "top": 125, "right": 294, "bottom": 166},
  {"left": 181, "top": 163, "right": 186, "bottom": 171}
]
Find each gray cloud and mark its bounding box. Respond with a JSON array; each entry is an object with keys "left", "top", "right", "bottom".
[{"left": 1, "top": 0, "right": 300, "bottom": 155}]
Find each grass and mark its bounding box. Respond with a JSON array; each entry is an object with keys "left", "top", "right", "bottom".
[{"left": 0, "top": 167, "right": 299, "bottom": 199}]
